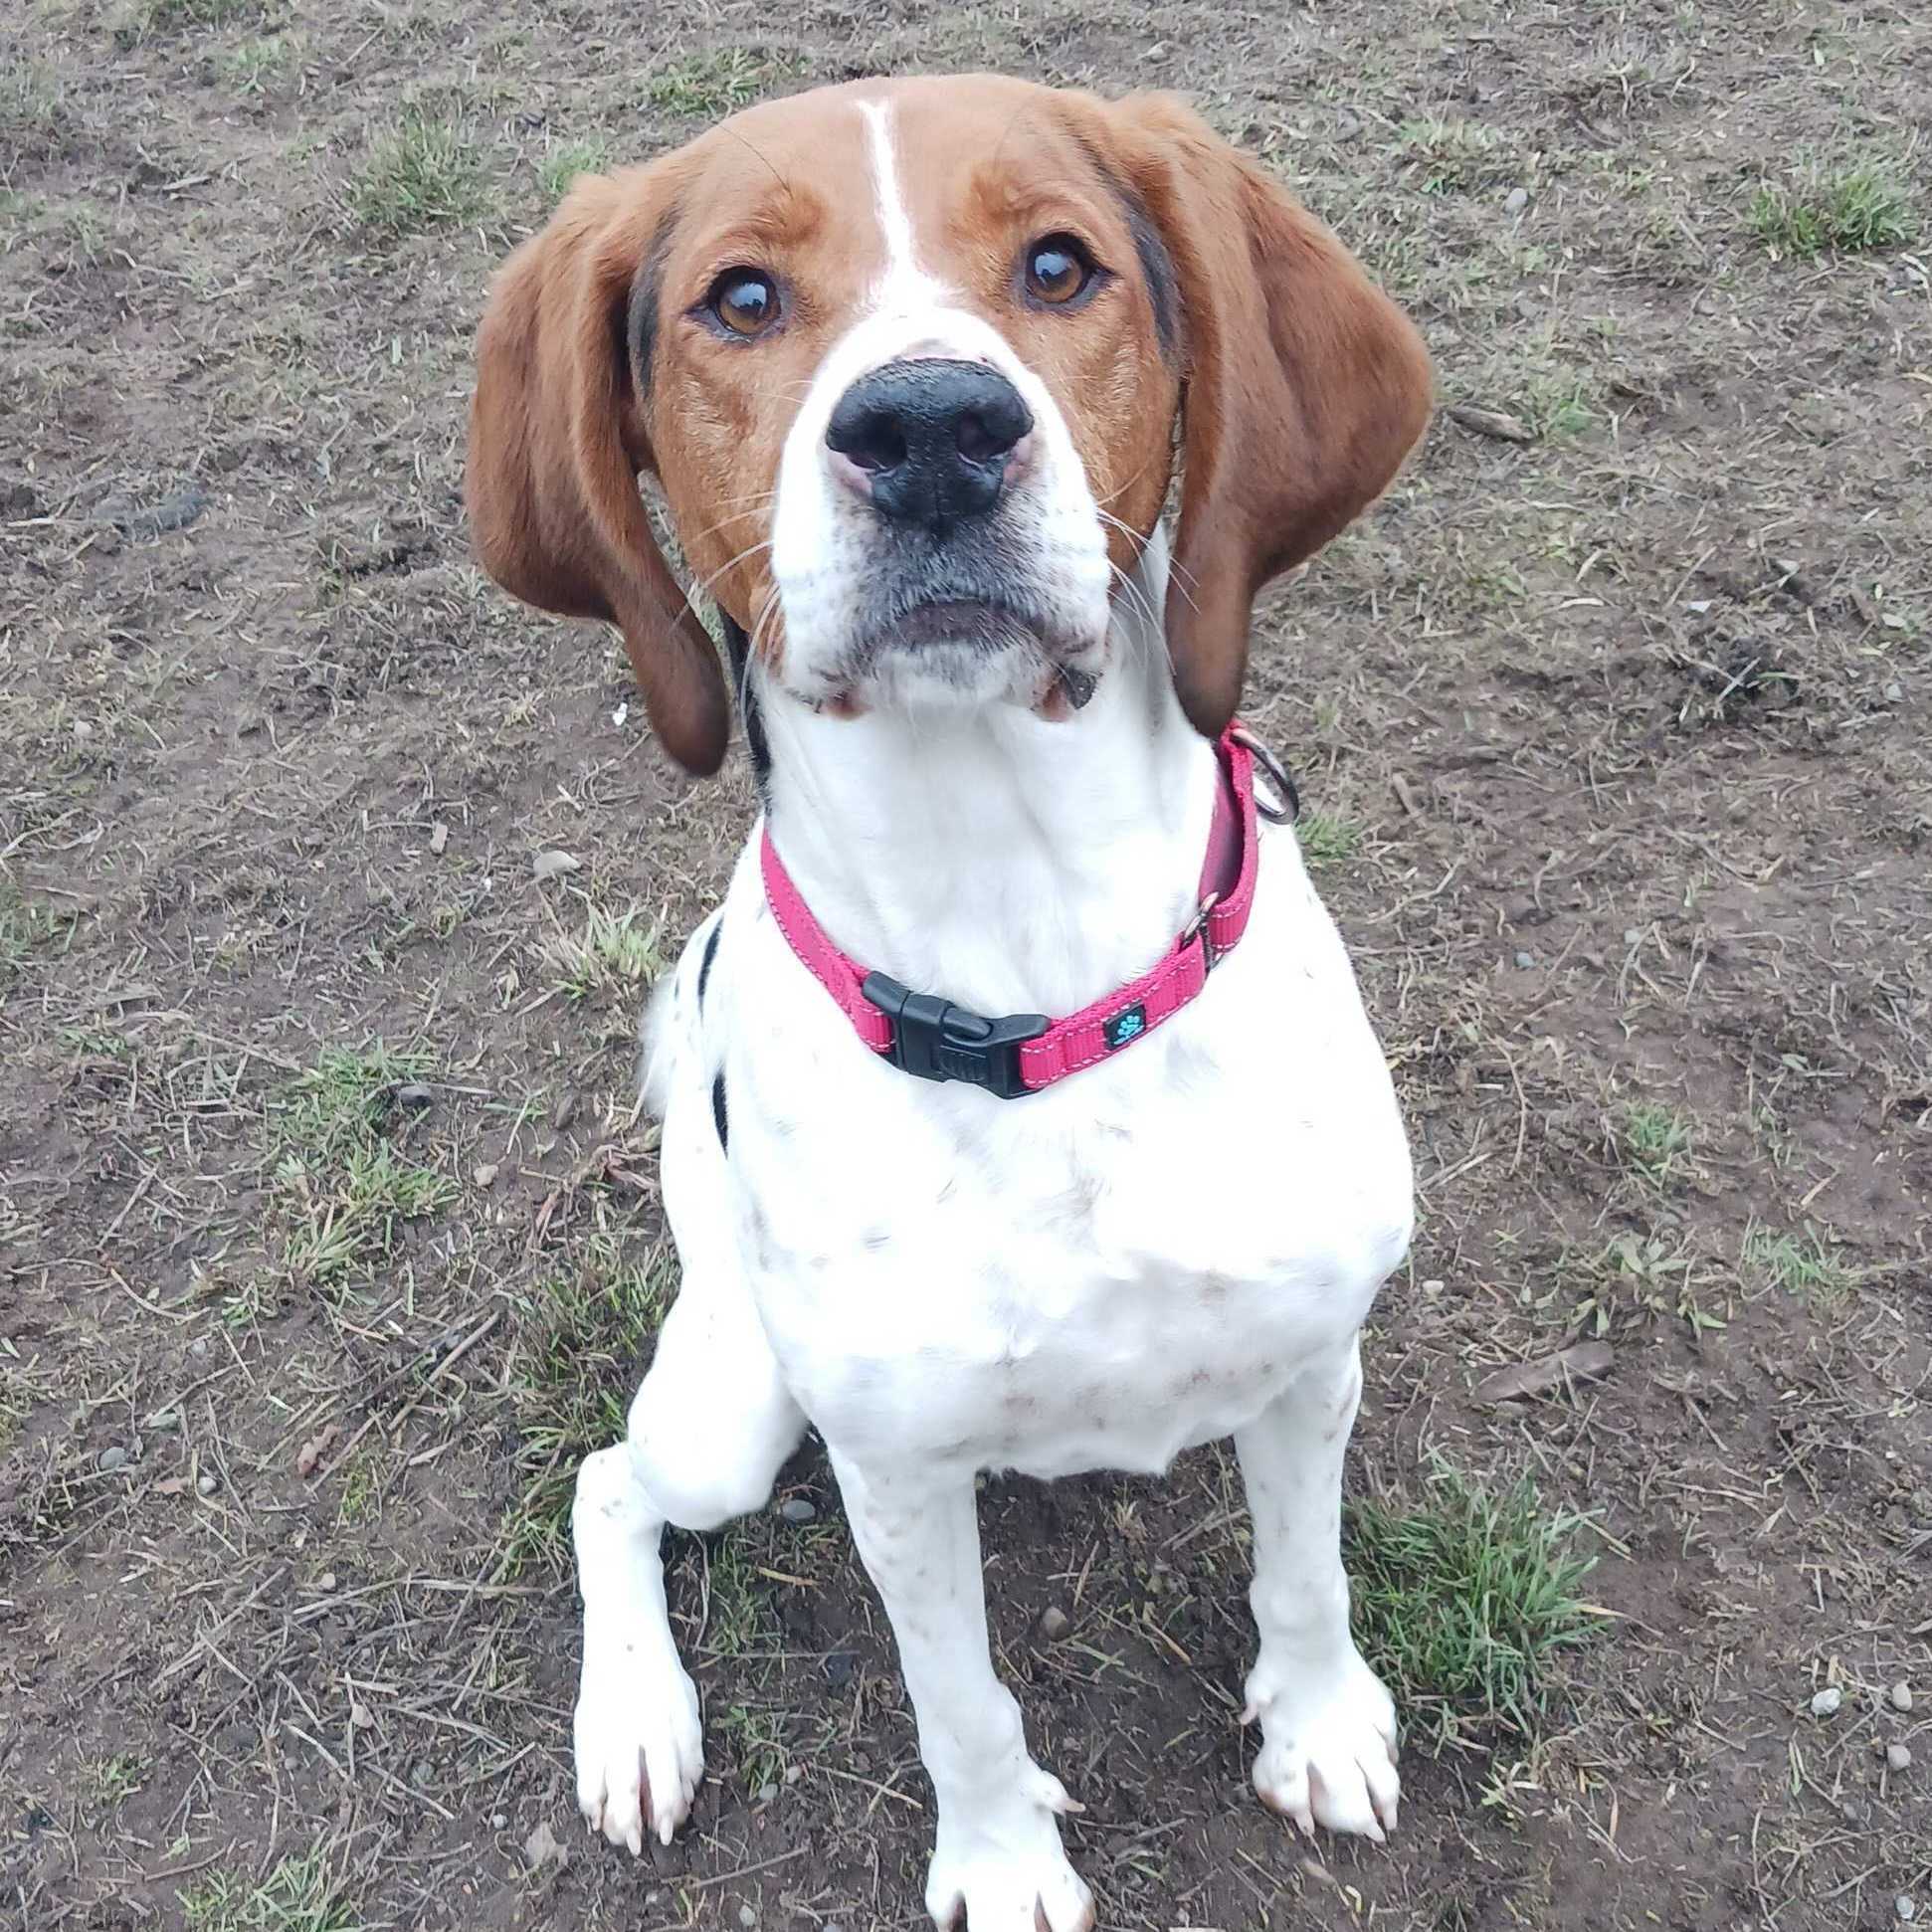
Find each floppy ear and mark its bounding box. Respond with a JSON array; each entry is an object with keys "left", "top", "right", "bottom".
[
  {"left": 467, "top": 163, "right": 729, "bottom": 776},
  {"left": 1107, "top": 97, "right": 1434, "bottom": 739}
]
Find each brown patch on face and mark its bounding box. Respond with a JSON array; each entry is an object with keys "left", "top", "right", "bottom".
[
  {"left": 638, "top": 100, "right": 884, "bottom": 665},
  {"left": 880, "top": 83, "right": 1184, "bottom": 579}
]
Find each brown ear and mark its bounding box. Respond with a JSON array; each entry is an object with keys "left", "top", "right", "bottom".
[
  {"left": 467, "top": 164, "right": 729, "bottom": 776},
  {"left": 1107, "top": 97, "right": 1434, "bottom": 738}
]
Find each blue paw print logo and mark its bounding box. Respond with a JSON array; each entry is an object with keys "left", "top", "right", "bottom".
[{"left": 1103, "top": 1003, "right": 1147, "bottom": 1051}]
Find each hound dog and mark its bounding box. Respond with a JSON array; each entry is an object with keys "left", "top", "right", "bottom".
[{"left": 468, "top": 73, "right": 1432, "bottom": 1931}]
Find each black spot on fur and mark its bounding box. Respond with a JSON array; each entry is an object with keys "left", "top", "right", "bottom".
[
  {"left": 626, "top": 207, "right": 679, "bottom": 399},
  {"left": 710, "top": 1069, "right": 728, "bottom": 1153},
  {"left": 1074, "top": 144, "right": 1179, "bottom": 360},
  {"left": 719, "top": 611, "right": 772, "bottom": 797},
  {"left": 698, "top": 918, "right": 722, "bottom": 1008}
]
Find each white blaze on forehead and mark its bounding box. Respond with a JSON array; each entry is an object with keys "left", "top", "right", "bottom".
[{"left": 857, "top": 97, "right": 953, "bottom": 313}]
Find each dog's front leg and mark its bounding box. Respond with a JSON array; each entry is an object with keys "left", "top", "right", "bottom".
[
  {"left": 830, "top": 1450, "right": 1095, "bottom": 1932},
  {"left": 1235, "top": 1335, "right": 1402, "bottom": 1840}
]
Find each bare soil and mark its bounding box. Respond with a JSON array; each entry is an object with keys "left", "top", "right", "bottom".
[{"left": 3, "top": 1, "right": 1929, "bottom": 1928}]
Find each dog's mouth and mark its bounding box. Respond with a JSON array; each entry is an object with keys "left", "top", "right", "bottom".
[
  {"left": 829, "top": 586, "right": 1095, "bottom": 690},
  {"left": 885, "top": 598, "right": 1045, "bottom": 655}
]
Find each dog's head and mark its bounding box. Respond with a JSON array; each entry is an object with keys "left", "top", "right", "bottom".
[{"left": 468, "top": 76, "right": 1433, "bottom": 774}]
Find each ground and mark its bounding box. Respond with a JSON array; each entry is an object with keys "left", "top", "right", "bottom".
[{"left": 2, "top": 0, "right": 1929, "bottom": 1927}]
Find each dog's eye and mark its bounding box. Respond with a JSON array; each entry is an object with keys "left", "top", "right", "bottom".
[
  {"left": 708, "top": 269, "right": 780, "bottom": 337},
  {"left": 1024, "top": 235, "right": 1094, "bottom": 306}
]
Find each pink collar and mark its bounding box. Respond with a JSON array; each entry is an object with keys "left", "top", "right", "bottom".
[{"left": 760, "top": 725, "right": 1271, "bottom": 1098}]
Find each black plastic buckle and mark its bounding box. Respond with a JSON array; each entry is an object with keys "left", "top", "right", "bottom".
[{"left": 862, "top": 972, "right": 1049, "bottom": 1100}]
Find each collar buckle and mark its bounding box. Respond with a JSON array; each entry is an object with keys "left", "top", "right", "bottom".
[
  {"left": 1180, "top": 890, "right": 1222, "bottom": 971},
  {"left": 862, "top": 972, "right": 1049, "bottom": 1100}
]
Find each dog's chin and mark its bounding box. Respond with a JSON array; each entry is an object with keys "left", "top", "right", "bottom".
[{"left": 846, "top": 601, "right": 1105, "bottom": 715}]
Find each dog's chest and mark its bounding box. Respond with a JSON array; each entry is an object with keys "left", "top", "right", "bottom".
[{"left": 725, "top": 856, "right": 1412, "bottom": 1478}]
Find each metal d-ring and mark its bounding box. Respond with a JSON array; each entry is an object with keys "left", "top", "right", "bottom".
[{"left": 1231, "top": 725, "right": 1301, "bottom": 824}]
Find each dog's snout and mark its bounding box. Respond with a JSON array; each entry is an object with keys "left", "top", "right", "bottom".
[{"left": 826, "top": 359, "right": 1033, "bottom": 532}]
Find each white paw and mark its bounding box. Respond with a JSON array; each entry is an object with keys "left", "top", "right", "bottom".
[
  {"left": 925, "top": 1765, "right": 1095, "bottom": 1932},
  {"left": 1245, "top": 1647, "right": 1400, "bottom": 1841},
  {"left": 574, "top": 1637, "right": 704, "bottom": 1853}
]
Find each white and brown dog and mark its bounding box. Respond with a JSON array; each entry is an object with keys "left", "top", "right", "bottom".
[{"left": 469, "top": 74, "right": 1432, "bottom": 1931}]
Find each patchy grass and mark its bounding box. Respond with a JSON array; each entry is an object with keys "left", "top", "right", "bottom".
[
  {"left": 1294, "top": 811, "right": 1361, "bottom": 870},
  {"left": 0, "top": 59, "right": 67, "bottom": 162},
  {"left": 86, "top": 1752, "right": 145, "bottom": 1810},
  {"left": 1619, "top": 1101, "right": 1693, "bottom": 1186},
  {"left": 118, "top": 0, "right": 280, "bottom": 42},
  {"left": 348, "top": 113, "right": 483, "bottom": 238},
  {"left": 716, "top": 1696, "right": 788, "bottom": 1793},
  {"left": 700, "top": 1530, "right": 774, "bottom": 1662},
  {"left": 1749, "top": 162, "right": 1918, "bottom": 259},
  {"left": 215, "top": 32, "right": 298, "bottom": 94},
  {"left": 542, "top": 903, "right": 663, "bottom": 1002},
  {"left": 1743, "top": 1221, "right": 1858, "bottom": 1305},
  {"left": 180, "top": 1849, "right": 359, "bottom": 1932},
  {"left": 1392, "top": 115, "right": 1519, "bottom": 195},
  {"left": 537, "top": 135, "right": 612, "bottom": 202},
  {"left": 499, "top": 1242, "right": 676, "bottom": 1575},
  {"left": 642, "top": 47, "right": 788, "bottom": 116},
  {"left": 1346, "top": 1465, "right": 1600, "bottom": 1748},
  {"left": 271, "top": 1043, "right": 455, "bottom": 1284},
  {"left": 0, "top": 876, "right": 72, "bottom": 981}
]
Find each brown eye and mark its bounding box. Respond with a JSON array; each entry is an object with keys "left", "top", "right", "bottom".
[
  {"left": 708, "top": 268, "right": 779, "bottom": 337},
  {"left": 1025, "top": 234, "right": 1093, "bottom": 305}
]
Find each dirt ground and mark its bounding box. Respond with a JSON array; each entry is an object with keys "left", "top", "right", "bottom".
[{"left": 3, "top": 0, "right": 1929, "bottom": 1927}]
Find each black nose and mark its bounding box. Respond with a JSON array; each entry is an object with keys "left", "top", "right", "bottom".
[{"left": 826, "top": 359, "right": 1033, "bottom": 532}]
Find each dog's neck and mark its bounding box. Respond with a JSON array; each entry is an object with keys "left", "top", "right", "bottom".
[{"left": 754, "top": 536, "right": 1220, "bottom": 1021}]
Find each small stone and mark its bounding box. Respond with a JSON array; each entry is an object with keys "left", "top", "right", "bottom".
[
  {"left": 551, "top": 1091, "right": 578, "bottom": 1131},
  {"left": 317, "top": 1572, "right": 337, "bottom": 1592},
  {"left": 756, "top": 1780, "right": 778, "bottom": 1803},
  {"left": 737, "top": 1907, "right": 757, "bottom": 1930},
  {"left": 783, "top": 1764, "right": 803, "bottom": 1786},
  {"left": 777, "top": 1496, "right": 816, "bottom": 1525},
  {"left": 1513, "top": 949, "right": 1534, "bottom": 969},
  {"left": 197, "top": 1472, "right": 218, "bottom": 1496},
  {"left": 1503, "top": 185, "right": 1529, "bottom": 216},
  {"left": 1039, "top": 1606, "right": 1070, "bottom": 1642},
  {"left": 396, "top": 1081, "right": 434, "bottom": 1109},
  {"left": 410, "top": 1760, "right": 433, "bottom": 1789},
  {"left": 474, "top": 1162, "right": 498, "bottom": 1188},
  {"left": 531, "top": 849, "right": 580, "bottom": 881},
  {"left": 1623, "top": 927, "right": 1642, "bottom": 947},
  {"left": 1897, "top": 1897, "right": 1915, "bottom": 1925},
  {"left": 490, "top": 1813, "right": 507, "bottom": 1831},
  {"left": 1884, "top": 681, "right": 1904, "bottom": 702},
  {"left": 1891, "top": 1680, "right": 1913, "bottom": 1712},
  {"left": 1811, "top": 1685, "right": 1841, "bottom": 1718},
  {"left": 188, "top": 1337, "right": 208, "bottom": 1359},
  {"left": 350, "top": 1701, "right": 374, "bottom": 1728},
  {"left": 1888, "top": 1743, "right": 1912, "bottom": 1771},
  {"left": 523, "top": 1819, "right": 568, "bottom": 1872},
  {"left": 145, "top": 1407, "right": 182, "bottom": 1432},
  {"left": 97, "top": 1446, "right": 128, "bottom": 1472},
  {"left": 429, "top": 821, "right": 449, "bottom": 855}
]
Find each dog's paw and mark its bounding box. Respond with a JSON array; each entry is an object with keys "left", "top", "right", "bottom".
[
  {"left": 925, "top": 1766, "right": 1095, "bottom": 1932},
  {"left": 574, "top": 1639, "right": 704, "bottom": 1853},
  {"left": 1245, "top": 1647, "right": 1400, "bottom": 1841}
]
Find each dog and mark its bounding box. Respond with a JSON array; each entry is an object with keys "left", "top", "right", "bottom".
[{"left": 468, "top": 73, "right": 1432, "bottom": 1931}]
